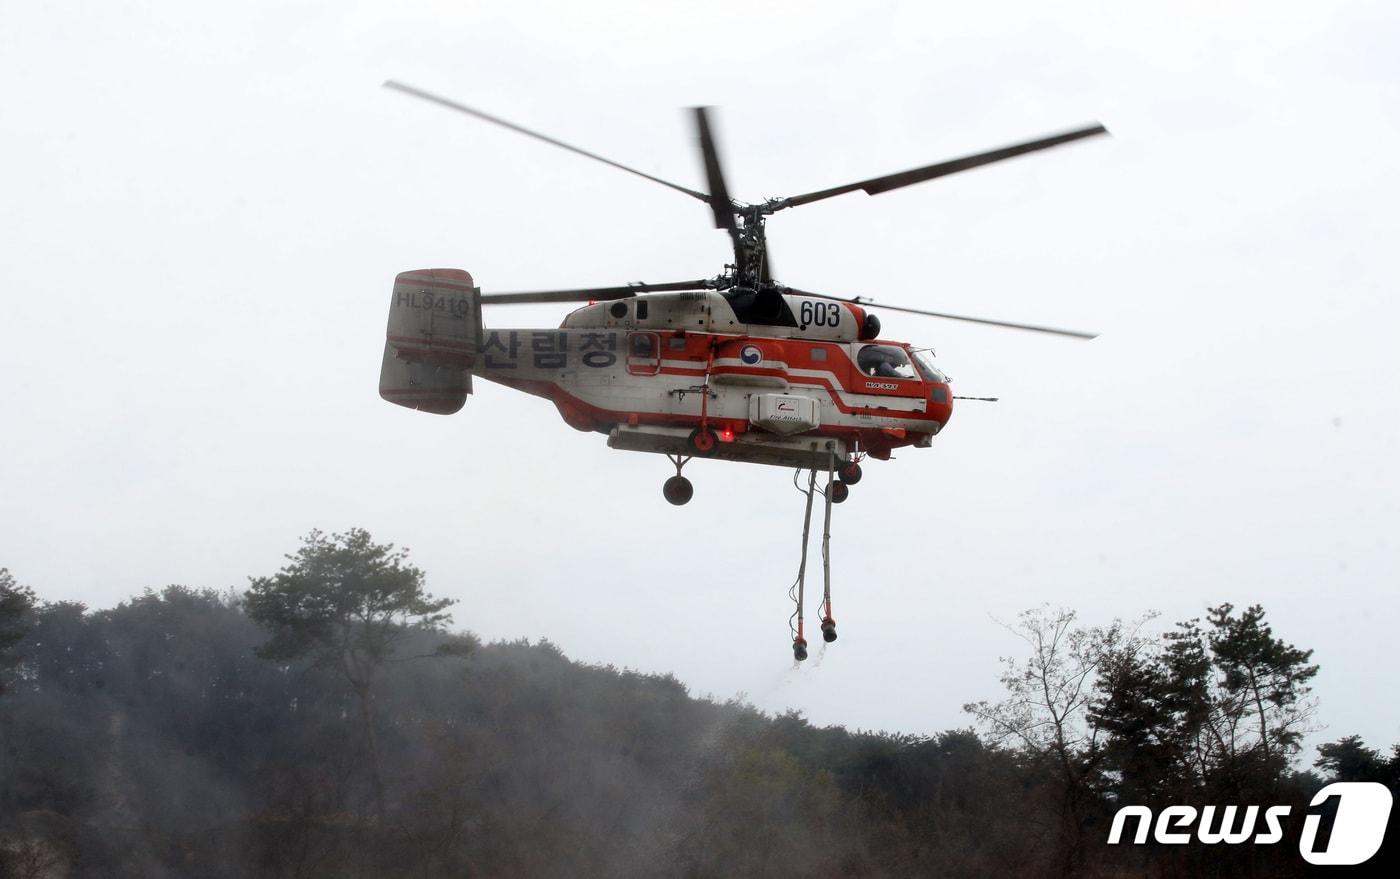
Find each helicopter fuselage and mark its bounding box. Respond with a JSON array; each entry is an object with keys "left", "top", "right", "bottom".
[{"left": 471, "top": 291, "right": 952, "bottom": 468}]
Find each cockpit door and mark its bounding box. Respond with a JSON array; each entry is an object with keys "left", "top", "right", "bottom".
[
  {"left": 626, "top": 331, "right": 661, "bottom": 376},
  {"left": 851, "top": 343, "right": 926, "bottom": 410}
]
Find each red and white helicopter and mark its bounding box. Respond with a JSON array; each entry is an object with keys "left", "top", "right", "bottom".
[{"left": 378, "top": 82, "right": 1104, "bottom": 658}]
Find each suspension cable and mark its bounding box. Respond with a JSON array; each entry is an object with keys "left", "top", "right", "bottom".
[{"left": 788, "top": 468, "right": 818, "bottom": 646}]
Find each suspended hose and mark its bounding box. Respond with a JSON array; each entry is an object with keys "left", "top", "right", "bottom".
[{"left": 788, "top": 468, "right": 818, "bottom": 643}]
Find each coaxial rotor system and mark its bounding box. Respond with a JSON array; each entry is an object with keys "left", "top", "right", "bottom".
[{"left": 383, "top": 79, "right": 1103, "bottom": 340}]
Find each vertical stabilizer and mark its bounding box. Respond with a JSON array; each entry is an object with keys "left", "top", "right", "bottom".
[{"left": 379, "top": 269, "right": 482, "bottom": 414}]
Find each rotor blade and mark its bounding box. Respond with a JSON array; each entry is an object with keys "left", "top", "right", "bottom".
[
  {"left": 480, "top": 280, "right": 713, "bottom": 305},
  {"left": 852, "top": 299, "right": 1098, "bottom": 339},
  {"left": 384, "top": 80, "right": 711, "bottom": 204},
  {"left": 785, "top": 289, "right": 1097, "bottom": 339},
  {"left": 692, "top": 107, "right": 742, "bottom": 256},
  {"left": 773, "top": 124, "right": 1109, "bottom": 211}
]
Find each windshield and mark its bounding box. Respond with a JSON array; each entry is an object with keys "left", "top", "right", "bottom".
[
  {"left": 912, "top": 349, "right": 948, "bottom": 383},
  {"left": 857, "top": 344, "right": 918, "bottom": 379}
]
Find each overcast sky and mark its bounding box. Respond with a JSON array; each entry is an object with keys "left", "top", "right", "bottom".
[{"left": 3, "top": 0, "right": 1398, "bottom": 751}]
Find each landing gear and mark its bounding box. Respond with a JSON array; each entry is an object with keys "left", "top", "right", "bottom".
[
  {"left": 838, "top": 461, "right": 862, "bottom": 485},
  {"left": 662, "top": 475, "right": 693, "bottom": 505},
  {"left": 660, "top": 428, "right": 724, "bottom": 502},
  {"left": 687, "top": 427, "right": 718, "bottom": 456},
  {"left": 663, "top": 453, "right": 694, "bottom": 505}
]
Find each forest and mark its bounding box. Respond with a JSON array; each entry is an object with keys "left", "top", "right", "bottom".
[{"left": 0, "top": 530, "right": 1395, "bottom": 878}]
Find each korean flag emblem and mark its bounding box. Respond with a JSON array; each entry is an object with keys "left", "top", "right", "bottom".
[{"left": 740, "top": 345, "right": 763, "bottom": 365}]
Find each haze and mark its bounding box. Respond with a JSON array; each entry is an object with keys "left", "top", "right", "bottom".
[{"left": 2, "top": 0, "right": 1397, "bottom": 750}]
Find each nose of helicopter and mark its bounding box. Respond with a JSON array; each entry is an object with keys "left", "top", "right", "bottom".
[{"left": 928, "top": 381, "right": 953, "bottom": 429}]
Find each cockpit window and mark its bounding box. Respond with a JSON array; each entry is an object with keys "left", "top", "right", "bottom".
[
  {"left": 857, "top": 344, "right": 917, "bottom": 380},
  {"left": 912, "top": 349, "right": 948, "bottom": 383}
]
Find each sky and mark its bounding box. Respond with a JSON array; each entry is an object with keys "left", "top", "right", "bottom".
[{"left": 3, "top": 1, "right": 1398, "bottom": 751}]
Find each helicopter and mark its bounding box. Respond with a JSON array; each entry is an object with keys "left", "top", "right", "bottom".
[{"left": 377, "top": 81, "right": 1105, "bottom": 658}]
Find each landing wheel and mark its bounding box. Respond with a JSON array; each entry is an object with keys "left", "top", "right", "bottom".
[
  {"left": 839, "top": 461, "right": 863, "bottom": 485},
  {"left": 663, "top": 475, "right": 694, "bottom": 506},
  {"left": 830, "top": 481, "right": 849, "bottom": 504},
  {"left": 687, "top": 428, "right": 718, "bottom": 457}
]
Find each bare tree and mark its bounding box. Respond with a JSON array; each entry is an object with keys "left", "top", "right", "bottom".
[{"left": 965, "top": 606, "right": 1153, "bottom": 877}]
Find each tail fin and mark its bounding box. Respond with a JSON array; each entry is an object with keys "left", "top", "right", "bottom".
[{"left": 379, "top": 269, "right": 483, "bottom": 415}]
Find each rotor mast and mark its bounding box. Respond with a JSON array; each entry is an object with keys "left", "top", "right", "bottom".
[{"left": 732, "top": 204, "right": 770, "bottom": 289}]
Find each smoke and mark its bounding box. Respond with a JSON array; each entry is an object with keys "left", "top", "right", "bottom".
[{"left": 5, "top": 591, "right": 876, "bottom": 877}]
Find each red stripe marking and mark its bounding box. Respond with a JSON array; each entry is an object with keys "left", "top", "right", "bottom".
[
  {"left": 478, "top": 373, "right": 937, "bottom": 453},
  {"left": 381, "top": 388, "right": 463, "bottom": 398},
  {"left": 654, "top": 364, "right": 933, "bottom": 422},
  {"left": 395, "top": 273, "right": 476, "bottom": 291}
]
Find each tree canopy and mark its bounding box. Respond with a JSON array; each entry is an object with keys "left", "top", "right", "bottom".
[
  {"left": 245, "top": 528, "right": 463, "bottom": 677},
  {"left": 0, "top": 545, "right": 1394, "bottom": 877},
  {"left": 0, "top": 567, "right": 36, "bottom": 695},
  {"left": 244, "top": 528, "right": 471, "bottom": 821}
]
